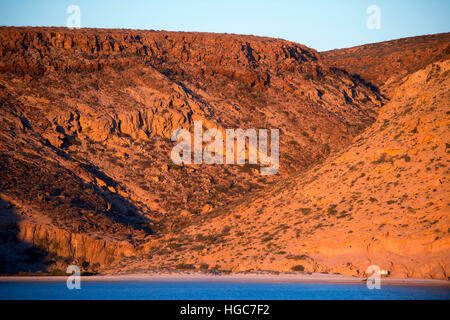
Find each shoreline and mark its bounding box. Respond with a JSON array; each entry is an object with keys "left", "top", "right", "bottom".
[{"left": 1, "top": 272, "right": 449, "bottom": 287}]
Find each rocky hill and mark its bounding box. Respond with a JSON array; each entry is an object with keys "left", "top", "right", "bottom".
[
  {"left": 154, "top": 60, "right": 449, "bottom": 279},
  {"left": 0, "top": 27, "right": 383, "bottom": 274},
  {"left": 0, "top": 28, "right": 447, "bottom": 279},
  {"left": 322, "top": 33, "right": 450, "bottom": 97}
]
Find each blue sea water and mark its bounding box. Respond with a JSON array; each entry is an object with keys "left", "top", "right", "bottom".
[{"left": 0, "top": 281, "right": 449, "bottom": 300}]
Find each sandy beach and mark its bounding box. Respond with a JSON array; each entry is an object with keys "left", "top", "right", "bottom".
[{"left": 1, "top": 272, "right": 449, "bottom": 287}]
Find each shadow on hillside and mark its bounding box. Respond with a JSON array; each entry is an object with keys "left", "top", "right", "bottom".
[
  {"left": 78, "top": 163, "right": 154, "bottom": 235},
  {"left": 0, "top": 199, "right": 49, "bottom": 274},
  {"left": 330, "top": 66, "right": 387, "bottom": 100},
  {"left": 1, "top": 153, "right": 154, "bottom": 238}
]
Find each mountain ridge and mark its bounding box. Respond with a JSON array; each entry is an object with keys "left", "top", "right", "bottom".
[{"left": 0, "top": 28, "right": 447, "bottom": 278}]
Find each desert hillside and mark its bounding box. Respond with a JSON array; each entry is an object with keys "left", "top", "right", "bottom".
[
  {"left": 0, "top": 27, "right": 382, "bottom": 273},
  {"left": 322, "top": 33, "right": 450, "bottom": 97},
  {"left": 156, "top": 60, "right": 448, "bottom": 279},
  {"left": 0, "top": 28, "right": 448, "bottom": 279}
]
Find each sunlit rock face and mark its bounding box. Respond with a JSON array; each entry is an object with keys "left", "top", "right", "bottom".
[{"left": 2, "top": 28, "right": 446, "bottom": 278}]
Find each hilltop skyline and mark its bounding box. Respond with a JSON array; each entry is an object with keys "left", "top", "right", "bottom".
[{"left": 0, "top": 0, "right": 449, "bottom": 51}]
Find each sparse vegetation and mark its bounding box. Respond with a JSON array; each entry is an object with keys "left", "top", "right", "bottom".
[
  {"left": 327, "top": 204, "right": 338, "bottom": 215},
  {"left": 291, "top": 265, "right": 305, "bottom": 272}
]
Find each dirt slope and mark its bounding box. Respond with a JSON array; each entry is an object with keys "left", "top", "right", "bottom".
[{"left": 149, "top": 60, "right": 449, "bottom": 279}]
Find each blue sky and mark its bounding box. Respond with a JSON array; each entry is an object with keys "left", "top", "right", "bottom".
[{"left": 0, "top": 0, "right": 448, "bottom": 51}]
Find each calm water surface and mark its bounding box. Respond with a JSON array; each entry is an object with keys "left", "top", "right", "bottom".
[{"left": 0, "top": 281, "right": 449, "bottom": 300}]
